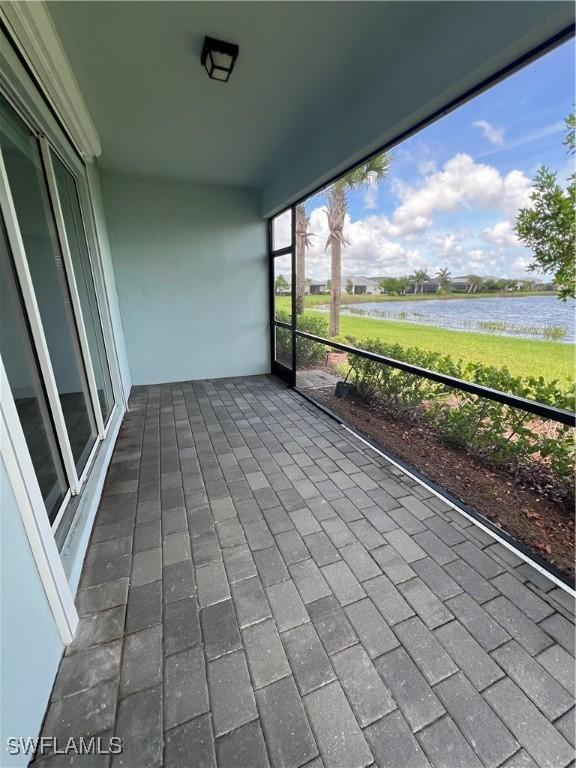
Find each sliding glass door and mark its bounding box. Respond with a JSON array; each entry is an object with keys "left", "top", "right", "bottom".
[
  {"left": 0, "top": 215, "right": 68, "bottom": 521},
  {"left": 0, "top": 95, "right": 97, "bottom": 474},
  {"left": 0, "top": 91, "right": 117, "bottom": 530},
  {"left": 51, "top": 152, "right": 114, "bottom": 425}
]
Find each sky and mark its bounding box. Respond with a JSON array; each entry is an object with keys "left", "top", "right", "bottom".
[{"left": 299, "top": 38, "right": 575, "bottom": 281}]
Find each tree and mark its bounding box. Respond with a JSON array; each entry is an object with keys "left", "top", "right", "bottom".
[
  {"left": 409, "top": 269, "right": 430, "bottom": 294},
  {"left": 295, "top": 204, "right": 314, "bottom": 315},
  {"left": 325, "top": 152, "right": 391, "bottom": 335},
  {"left": 396, "top": 276, "right": 409, "bottom": 295},
  {"left": 346, "top": 279, "right": 354, "bottom": 295},
  {"left": 379, "top": 276, "right": 409, "bottom": 295},
  {"left": 378, "top": 277, "right": 396, "bottom": 294},
  {"left": 482, "top": 278, "right": 500, "bottom": 292},
  {"left": 435, "top": 267, "right": 452, "bottom": 294},
  {"left": 515, "top": 113, "right": 576, "bottom": 301},
  {"left": 466, "top": 275, "right": 483, "bottom": 294},
  {"left": 275, "top": 274, "right": 289, "bottom": 294}
]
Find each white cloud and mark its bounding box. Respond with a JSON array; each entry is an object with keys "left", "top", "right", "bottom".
[
  {"left": 482, "top": 220, "right": 521, "bottom": 248},
  {"left": 303, "top": 206, "right": 425, "bottom": 279},
  {"left": 418, "top": 158, "right": 438, "bottom": 176},
  {"left": 388, "top": 154, "right": 531, "bottom": 235},
  {"left": 363, "top": 182, "right": 379, "bottom": 210},
  {"left": 473, "top": 120, "right": 505, "bottom": 146},
  {"left": 478, "top": 120, "right": 565, "bottom": 158},
  {"left": 301, "top": 152, "right": 535, "bottom": 280}
]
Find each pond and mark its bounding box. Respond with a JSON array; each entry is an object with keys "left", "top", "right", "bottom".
[{"left": 329, "top": 295, "right": 575, "bottom": 343}]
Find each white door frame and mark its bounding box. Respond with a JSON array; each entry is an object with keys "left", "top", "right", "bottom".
[{"left": 0, "top": 358, "right": 78, "bottom": 644}]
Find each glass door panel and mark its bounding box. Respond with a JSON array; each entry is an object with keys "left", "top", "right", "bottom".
[
  {"left": 272, "top": 209, "right": 292, "bottom": 251},
  {"left": 52, "top": 153, "right": 114, "bottom": 425},
  {"left": 271, "top": 250, "right": 294, "bottom": 384},
  {"left": 274, "top": 326, "right": 293, "bottom": 369},
  {"left": 273, "top": 253, "right": 293, "bottom": 322},
  {"left": 1, "top": 215, "right": 68, "bottom": 520},
  {"left": 0, "top": 96, "right": 97, "bottom": 475}
]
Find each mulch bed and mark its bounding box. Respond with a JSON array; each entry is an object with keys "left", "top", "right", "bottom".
[{"left": 309, "top": 386, "right": 575, "bottom": 583}]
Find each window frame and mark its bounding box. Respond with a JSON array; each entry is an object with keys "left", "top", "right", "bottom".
[{"left": 0, "top": 21, "right": 126, "bottom": 641}]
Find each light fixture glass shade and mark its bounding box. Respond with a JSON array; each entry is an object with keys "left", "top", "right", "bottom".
[{"left": 201, "top": 37, "right": 239, "bottom": 82}]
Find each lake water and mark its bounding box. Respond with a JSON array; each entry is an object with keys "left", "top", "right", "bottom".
[{"left": 330, "top": 295, "right": 575, "bottom": 343}]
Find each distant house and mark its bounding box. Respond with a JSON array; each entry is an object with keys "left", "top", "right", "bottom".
[
  {"left": 308, "top": 280, "right": 328, "bottom": 295},
  {"left": 343, "top": 276, "right": 381, "bottom": 295}
]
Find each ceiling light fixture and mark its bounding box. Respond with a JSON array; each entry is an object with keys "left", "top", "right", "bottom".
[{"left": 201, "top": 36, "right": 239, "bottom": 82}]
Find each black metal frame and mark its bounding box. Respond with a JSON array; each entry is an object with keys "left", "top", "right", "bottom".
[
  {"left": 269, "top": 214, "right": 296, "bottom": 386},
  {"left": 294, "top": 331, "right": 576, "bottom": 426},
  {"left": 267, "top": 26, "right": 576, "bottom": 587},
  {"left": 268, "top": 25, "right": 576, "bottom": 426}
]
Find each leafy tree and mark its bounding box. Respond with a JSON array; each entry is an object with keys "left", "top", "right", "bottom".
[
  {"left": 482, "top": 278, "right": 500, "bottom": 292},
  {"left": 378, "top": 277, "right": 396, "bottom": 294},
  {"left": 325, "top": 153, "right": 391, "bottom": 335},
  {"left": 435, "top": 267, "right": 452, "bottom": 293},
  {"left": 395, "top": 276, "right": 409, "bottom": 295},
  {"left": 515, "top": 112, "right": 576, "bottom": 300},
  {"left": 274, "top": 274, "right": 289, "bottom": 294},
  {"left": 295, "top": 204, "right": 314, "bottom": 315},
  {"left": 346, "top": 279, "right": 354, "bottom": 295}
]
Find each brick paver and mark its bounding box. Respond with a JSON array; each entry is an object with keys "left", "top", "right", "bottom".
[{"left": 35, "top": 375, "right": 575, "bottom": 767}]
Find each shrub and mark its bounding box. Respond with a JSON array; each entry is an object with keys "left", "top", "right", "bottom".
[
  {"left": 346, "top": 338, "right": 461, "bottom": 414},
  {"left": 344, "top": 336, "right": 575, "bottom": 489},
  {"left": 276, "top": 310, "right": 329, "bottom": 364}
]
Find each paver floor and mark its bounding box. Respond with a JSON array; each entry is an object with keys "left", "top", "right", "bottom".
[{"left": 35, "top": 375, "right": 575, "bottom": 768}]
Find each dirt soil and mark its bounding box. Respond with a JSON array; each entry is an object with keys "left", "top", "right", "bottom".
[{"left": 310, "top": 386, "right": 575, "bottom": 583}]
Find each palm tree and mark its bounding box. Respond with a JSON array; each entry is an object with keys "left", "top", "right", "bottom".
[
  {"left": 436, "top": 267, "right": 452, "bottom": 294},
  {"left": 466, "top": 275, "right": 483, "bottom": 294},
  {"left": 325, "top": 152, "right": 391, "bottom": 336},
  {"left": 295, "top": 204, "right": 313, "bottom": 315},
  {"left": 410, "top": 269, "right": 430, "bottom": 294}
]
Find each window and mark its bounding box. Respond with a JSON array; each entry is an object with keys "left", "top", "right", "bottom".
[
  {"left": 0, "top": 95, "right": 97, "bottom": 475},
  {"left": 0, "top": 215, "right": 68, "bottom": 521},
  {"left": 52, "top": 152, "right": 114, "bottom": 425}
]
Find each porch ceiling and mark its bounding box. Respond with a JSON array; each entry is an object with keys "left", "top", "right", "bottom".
[{"left": 47, "top": 1, "right": 574, "bottom": 210}]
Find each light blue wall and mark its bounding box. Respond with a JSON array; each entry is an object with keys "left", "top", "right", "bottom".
[
  {"left": 101, "top": 172, "right": 269, "bottom": 385},
  {"left": 0, "top": 457, "right": 63, "bottom": 767},
  {"left": 86, "top": 162, "right": 132, "bottom": 401}
]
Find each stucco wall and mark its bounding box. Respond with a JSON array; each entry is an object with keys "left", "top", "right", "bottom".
[
  {"left": 101, "top": 172, "right": 269, "bottom": 385},
  {"left": 0, "top": 457, "right": 64, "bottom": 767}
]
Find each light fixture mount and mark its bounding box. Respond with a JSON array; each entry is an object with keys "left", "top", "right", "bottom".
[{"left": 201, "top": 36, "right": 239, "bottom": 82}]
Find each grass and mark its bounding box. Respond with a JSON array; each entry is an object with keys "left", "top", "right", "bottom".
[{"left": 275, "top": 298, "right": 574, "bottom": 383}]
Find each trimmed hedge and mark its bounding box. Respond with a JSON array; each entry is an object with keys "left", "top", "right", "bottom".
[
  {"left": 275, "top": 310, "right": 329, "bottom": 364},
  {"left": 346, "top": 338, "right": 575, "bottom": 488}
]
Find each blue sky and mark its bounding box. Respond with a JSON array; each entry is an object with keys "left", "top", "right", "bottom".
[{"left": 303, "top": 39, "right": 575, "bottom": 280}]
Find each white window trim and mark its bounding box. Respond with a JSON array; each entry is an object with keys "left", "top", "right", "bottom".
[
  {"left": 0, "top": 358, "right": 78, "bottom": 644},
  {"left": 0, "top": 1, "right": 101, "bottom": 160}
]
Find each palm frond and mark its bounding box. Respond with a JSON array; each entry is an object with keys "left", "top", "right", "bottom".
[{"left": 344, "top": 151, "right": 391, "bottom": 191}]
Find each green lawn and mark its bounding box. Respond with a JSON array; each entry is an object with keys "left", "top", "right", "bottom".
[{"left": 275, "top": 297, "right": 574, "bottom": 383}]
